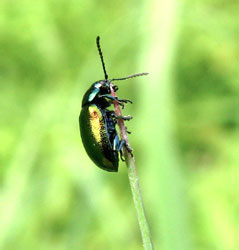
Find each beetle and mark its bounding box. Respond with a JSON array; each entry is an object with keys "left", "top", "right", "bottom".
[{"left": 79, "top": 36, "right": 147, "bottom": 172}]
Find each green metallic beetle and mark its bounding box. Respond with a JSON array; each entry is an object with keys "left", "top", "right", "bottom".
[{"left": 79, "top": 36, "right": 147, "bottom": 172}]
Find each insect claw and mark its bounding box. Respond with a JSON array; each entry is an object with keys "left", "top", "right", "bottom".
[
  {"left": 125, "top": 143, "right": 133, "bottom": 157},
  {"left": 112, "top": 114, "right": 132, "bottom": 121},
  {"left": 118, "top": 99, "right": 132, "bottom": 104}
]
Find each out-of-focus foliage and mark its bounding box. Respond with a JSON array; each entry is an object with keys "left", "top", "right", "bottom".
[{"left": 0, "top": 0, "right": 238, "bottom": 249}]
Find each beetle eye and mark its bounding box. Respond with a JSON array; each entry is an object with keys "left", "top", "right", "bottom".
[{"left": 101, "top": 85, "right": 111, "bottom": 94}]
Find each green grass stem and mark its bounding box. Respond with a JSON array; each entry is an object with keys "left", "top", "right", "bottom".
[{"left": 110, "top": 85, "right": 154, "bottom": 250}]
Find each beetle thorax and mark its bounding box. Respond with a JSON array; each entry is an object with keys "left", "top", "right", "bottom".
[{"left": 81, "top": 80, "right": 112, "bottom": 107}]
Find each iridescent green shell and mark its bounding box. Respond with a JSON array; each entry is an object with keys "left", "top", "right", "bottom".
[{"left": 79, "top": 104, "right": 118, "bottom": 172}]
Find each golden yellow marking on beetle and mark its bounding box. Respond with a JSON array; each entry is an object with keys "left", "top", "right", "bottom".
[{"left": 89, "top": 106, "right": 102, "bottom": 143}]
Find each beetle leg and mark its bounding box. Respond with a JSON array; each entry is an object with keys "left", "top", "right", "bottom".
[
  {"left": 119, "top": 115, "right": 132, "bottom": 120},
  {"left": 117, "top": 98, "right": 133, "bottom": 109},
  {"left": 98, "top": 94, "right": 124, "bottom": 108},
  {"left": 116, "top": 139, "right": 126, "bottom": 161},
  {"left": 115, "top": 115, "right": 133, "bottom": 121},
  {"left": 117, "top": 98, "right": 133, "bottom": 104},
  {"left": 125, "top": 126, "right": 132, "bottom": 134},
  {"left": 98, "top": 94, "right": 117, "bottom": 101},
  {"left": 98, "top": 94, "right": 132, "bottom": 108},
  {"left": 125, "top": 143, "right": 133, "bottom": 157},
  {"left": 112, "top": 136, "right": 125, "bottom": 161},
  {"left": 116, "top": 98, "right": 132, "bottom": 110},
  {"left": 112, "top": 134, "right": 120, "bottom": 151},
  {"left": 119, "top": 142, "right": 133, "bottom": 159},
  {"left": 110, "top": 112, "right": 133, "bottom": 121},
  {"left": 116, "top": 139, "right": 134, "bottom": 159},
  {"left": 119, "top": 149, "right": 125, "bottom": 161},
  {"left": 116, "top": 139, "right": 126, "bottom": 151},
  {"left": 119, "top": 140, "right": 133, "bottom": 157}
]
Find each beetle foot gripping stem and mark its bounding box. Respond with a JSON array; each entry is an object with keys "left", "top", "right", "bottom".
[
  {"left": 125, "top": 143, "right": 133, "bottom": 157},
  {"left": 120, "top": 140, "right": 134, "bottom": 157},
  {"left": 125, "top": 126, "right": 132, "bottom": 134},
  {"left": 117, "top": 98, "right": 133, "bottom": 104},
  {"left": 117, "top": 140, "right": 133, "bottom": 161},
  {"left": 119, "top": 149, "right": 125, "bottom": 162},
  {"left": 119, "top": 143, "right": 133, "bottom": 161},
  {"left": 117, "top": 98, "right": 133, "bottom": 109},
  {"left": 111, "top": 112, "right": 133, "bottom": 121},
  {"left": 98, "top": 94, "right": 132, "bottom": 109},
  {"left": 115, "top": 115, "right": 133, "bottom": 121}
]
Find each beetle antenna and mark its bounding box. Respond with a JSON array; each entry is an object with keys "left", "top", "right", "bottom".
[
  {"left": 96, "top": 36, "right": 108, "bottom": 80},
  {"left": 110, "top": 72, "right": 149, "bottom": 81}
]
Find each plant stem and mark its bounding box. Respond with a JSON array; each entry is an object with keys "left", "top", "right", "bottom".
[{"left": 110, "top": 84, "right": 154, "bottom": 250}]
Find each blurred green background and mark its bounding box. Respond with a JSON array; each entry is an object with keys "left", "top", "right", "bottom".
[{"left": 0, "top": 0, "right": 238, "bottom": 249}]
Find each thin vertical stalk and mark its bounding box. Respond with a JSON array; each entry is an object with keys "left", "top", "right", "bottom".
[{"left": 110, "top": 84, "right": 154, "bottom": 250}]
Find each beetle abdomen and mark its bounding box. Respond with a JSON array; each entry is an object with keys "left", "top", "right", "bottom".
[{"left": 79, "top": 104, "right": 118, "bottom": 172}]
